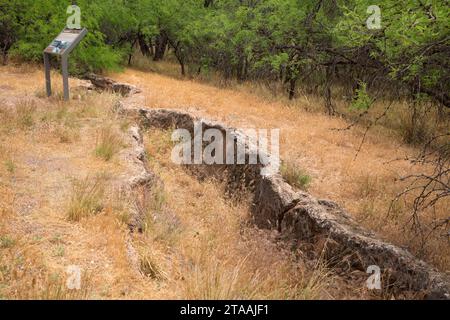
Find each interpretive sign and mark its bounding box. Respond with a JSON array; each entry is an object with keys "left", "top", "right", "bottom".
[
  {"left": 43, "top": 28, "right": 88, "bottom": 100},
  {"left": 44, "top": 28, "right": 87, "bottom": 56}
]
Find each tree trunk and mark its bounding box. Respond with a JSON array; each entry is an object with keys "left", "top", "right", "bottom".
[
  {"left": 128, "top": 38, "right": 138, "bottom": 66},
  {"left": 137, "top": 33, "right": 151, "bottom": 57},
  {"left": 149, "top": 38, "right": 154, "bottom": 56},
  {"left": 180, "top": 62, "right": 185, "bottom": 76},
  {"left": 2, "top": 43, "right": 10, "bottom": 65},
  {"left": 243, "top": 57, "right": 248, "bottom": 80},
  {"left": 285, "top": 65, "right": 297, "bottom": 100},
  {"left": 237, "top": 55, "right": 248, "bottom": 82},
  {"left": 175, "top": 50, "right": 185, "bottom": 76},
  {"left": 289, "top": 78, "right": 296, "bottom": 100},
  {"left": 2, "top": 51, "right": 7, "bottom": 65},
  {"left": 153, "top": 32, "right": 168, "bottom": 61},
  {"left": 168, "top": 38, "right": 186, "bottom": 76},
  {"left": 323, "top": 66, "right": 336, "bottom": 115},
  {"left": 204, "top": 0, "right": 214, "bottom": 7}
]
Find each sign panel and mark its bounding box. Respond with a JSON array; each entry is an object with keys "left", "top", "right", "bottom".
[
  {"left": 44, "top": 28, "right": 87, "bottom": 56},
  {"left": 43, "top": 28, "right": 88, "bottom": 101}
]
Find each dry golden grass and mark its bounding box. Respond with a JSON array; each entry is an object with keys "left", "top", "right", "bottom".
[
  {"left": 0, "top": 65, "right": 336, "bottom": 300},
  {"left": 280, "top": 161, "right": 312, "bottom": 191},
  {"left": 110, "top": 66, "right": 449, "bottom": 272},
  {"left": 0, "top": 65, "right": 139, "bottom": 299},
  {"left": 0, "top": 63, "right": 445, "bottom": 300},
  {"left": 95, "top": 126, "right": 123, "bottom": 161},
  {"left": 0, "top": 183, "right": 92, "bottom": 299},
  {"left": 130, "top": 53, "right": 448, "bottom": 145},
  {"left": 139, "top": 128, "right": 369, "bottom": 299},
  {"left": 67, "top": 175, "right": 107, "bottom": 222}
]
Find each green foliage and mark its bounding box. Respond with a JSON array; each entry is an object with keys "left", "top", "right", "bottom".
[
  {"left": 351, "top": 81, "right": 373, "bottom": 111},
  {"left": 3, "top": 0, "right": 125, "bottom": 72},
  {"left": 281, "top": 162, "right": 312, "bottom": 191},
  {"left": 1, "top": 0, "right": 449, "bottom": 107},
  {"left": 334, "top": 0, "right": 450, "bottom": 106}
]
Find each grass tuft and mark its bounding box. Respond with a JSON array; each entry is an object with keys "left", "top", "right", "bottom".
[
  {"left": 281, "top": 161, "right": 312, "bottom": 191},
  {"left": 67, "top": 175, "right": 106, "bottom": 222},
  {"left": 0, "top": 99, "right": 36, "bottom": 133},
  {"left": 16, "top": 100, "right": 37, "bottom": 130},
  {"left": 0, "top": 236, "right": 16, "bottom": 248},
  {"left": 95, "top": 126, "right": 123, "bottom": 161},
  {"left": 139, "top": 250, "right": 167, "bottom": 280},
  {"left": 4, "top": 159, "right": 15, "bottom": 174}
]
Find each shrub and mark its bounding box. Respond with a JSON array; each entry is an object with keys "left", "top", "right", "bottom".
[
  {"left": 350, "top": 81, "right": 373, "bottom": 111},
  {"left": 281, "top": 162, "right": 312, "bottom": 191}
]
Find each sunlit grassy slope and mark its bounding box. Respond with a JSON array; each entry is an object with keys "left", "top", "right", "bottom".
[
  {"left": 110, "top": 66, "right": 449, "bottom": 271},
  {"left": 0, "top": 65, "right": 369, "bottom": 299}
]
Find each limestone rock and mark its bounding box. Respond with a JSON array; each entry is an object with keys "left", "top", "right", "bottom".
[
  {"left": 84, "top": 73, "right": 141, "bottom": 97},
  {"left": 128, "top": 107, "right": 450, "bottom": 299}
]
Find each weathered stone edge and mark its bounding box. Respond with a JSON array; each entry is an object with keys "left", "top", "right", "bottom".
[{"left": 123, "top": 106, "right": 450, "bottom": 299}]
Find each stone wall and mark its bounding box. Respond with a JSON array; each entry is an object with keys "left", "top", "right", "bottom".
[
  {"left": 91, "top": 75, "right": 449, "bottom": 299},
  {"left": 129, "top": 107, "right": 450, "bottom": 300}
]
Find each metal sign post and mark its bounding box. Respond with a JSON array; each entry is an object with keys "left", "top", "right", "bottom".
[{"left": 43, "top": 28, "right": 87, "bottom": 101}]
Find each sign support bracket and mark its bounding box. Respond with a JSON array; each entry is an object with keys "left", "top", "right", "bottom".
[
  {"left": 44, "top": 52, "right": 52, "bottom": 97},
  {"left": 61, "top": 55, "right": 69, "bottom": 101}
]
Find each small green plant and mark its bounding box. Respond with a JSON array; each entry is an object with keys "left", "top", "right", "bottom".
[
  {"left": 54, "top": 127, "right": 79, "bottom": 144},
  {"left": 350, "top": 81, "right": 373, "bottom": 111},
  {"left": 357, "top": 175, "right": 380, "bottom": 198},
  {"left": 0, "top": 236, "right": 16, "bottom": 249},
  {"left": 95, "top": 126, "right": 123, "bottom": 161},
  {"left": 56, "top": 105, "right": 69, "bottom": 121},
  {"left": 358, "top": 199, "right": 376, "bottom": 222},
  {"left": 281, "top": 162, "right": 312, "bottom": 191},
  {"left": 134, "top": 182, "right": 181, "bottom": 244},
  {"left": 116, "top": 210, "right": 131, "bottom": 226},
  {"left": 36, "top": 273, "right": 91, "bottom": 300},
  {"left": 53, "top": 245, "right": 65, "bottom": 257},
  {"left": 4, "top": 159, "right": 15, "bottom": 173},
  {"left": 50, "top": 234, "right": 63, "bottom": 244},
  {"left": 67, "top": 175, "right": 106, "bottom": 222}
]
